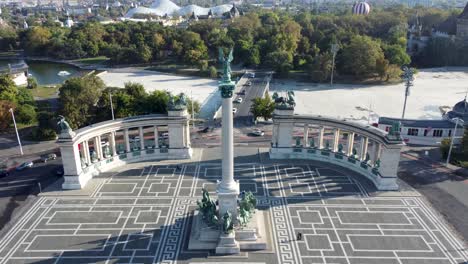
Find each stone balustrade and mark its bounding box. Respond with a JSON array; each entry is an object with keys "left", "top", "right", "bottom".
[
  {"left": 270, "top": 108, "right": 403, "bottom": 191},
  {"left": 58, "top": 109, "right": 192, "bottom": 190}
]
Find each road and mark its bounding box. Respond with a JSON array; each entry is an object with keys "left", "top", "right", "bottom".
[{"left": 233, "top": 72, "right": 270, "bottom": 122}]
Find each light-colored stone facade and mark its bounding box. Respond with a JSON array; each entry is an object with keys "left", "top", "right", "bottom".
[
  {"left": 58, "top": 111, "right": 192, "bottom": 190},
  {"left": 270, "top": 109, "right": 403, "bottom": 191}
]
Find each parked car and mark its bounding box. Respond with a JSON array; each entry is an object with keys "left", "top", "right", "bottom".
[
  {"left": 16, "top": 161, "right": 33, "bottom": 171},
  {"left": 234, "top": 97, "right": 243, "bottom": 103},
  {"left": 0, "top": 169, "right": 9, "bottom": 178},
  {"left": 239, "top": 90, "right": 246, "bottom": 95},
  {"left": 247, "top": 72, "right": 255, "bottom": 78},
  {"left": 40, "top": 153, "right": 57, "bottom": 163},
  {"left": 198, "top": 127, "right": 210, "bottom": 133},
  {"left": 251, "top": 129, "right": 265, "bottom": 136},
  {"left": 159, "top": 132, "right": 169, "bottom": 139},
  {"left": 232, "top": 108, "right": 237, "bottom": 114},
  {"left": 246, "top": 81, "right": 252, "bottom": 86}
]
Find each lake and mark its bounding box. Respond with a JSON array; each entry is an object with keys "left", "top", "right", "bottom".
[{"left": 0, "top": 60, "right": 82, "bottom": 85}]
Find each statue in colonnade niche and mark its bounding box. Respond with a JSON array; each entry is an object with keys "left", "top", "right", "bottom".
[
  {"left": 338, "top": 143, "right": 344, "bottom": 153},
  {"left": 295, "top": 137, "right": 301, "bottom": 147},
  {"left": 364, "top": 153, "right": 371, "bottom": 163},
  {"left": 309, "top": 138, "right": 315, "bottom": 148}
]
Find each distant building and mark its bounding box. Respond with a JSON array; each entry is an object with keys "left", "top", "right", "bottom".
[
  {"left": 0, "top": 63, "right": 29, "bottom": 86},
  {"left": 378, "top": 117, "right": 461, "bottom": 146},
  {"left": 457, "top": 2, "right": 468, "bottom": 40}
]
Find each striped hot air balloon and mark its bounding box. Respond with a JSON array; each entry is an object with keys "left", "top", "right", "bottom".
[{"left": 352, "top": 2, "right": 370, "bottom": 15}]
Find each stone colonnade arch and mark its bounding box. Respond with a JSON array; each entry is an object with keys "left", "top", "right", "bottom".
[
  {"left": 270, "top": 108, "right": 403, "bottom": 191},
  {"left": 58, "top": 109, "right": 192, "bottom": 190}
]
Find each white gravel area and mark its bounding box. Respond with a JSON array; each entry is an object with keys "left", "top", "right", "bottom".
[
  {"left": 269, "top": 67, "right": 468, "bottom": 122},
  {"left": 99, "top": 67, "right": 221, "bottom": 118},
  {"left": 99, "top": 67, "right": 468, "bottom": 122}
]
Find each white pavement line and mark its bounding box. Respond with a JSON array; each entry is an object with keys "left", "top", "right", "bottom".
[
  {"left": 0, "top": 196, "right": 44, "bottom": 252},
  {"left": 407, "top": 200, "right": 455, "bottom": 263},
  {"left": 1, "top": 198, "right": 56, "bottom": 264},
  {"left": 324, "top": 206, "right": 351, "bottom": 264},
  {"left": 152, "top": 197, "right": 176, "bottom": 264},
  {"left": 282, "top": 199, "right": 303, "bottom": 264},
  {"left": 415, "top": 197, "right": 468, "bottom": 260}
]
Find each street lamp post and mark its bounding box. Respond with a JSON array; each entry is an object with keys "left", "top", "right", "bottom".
[
  {"left": 446, "top": 117, "right": 464, "bottom": 167},
  {"left": 109, "top": 92, "right": 115, "bottom": 120},
  {"left": 330, "top": 43, "right": 339, "bottom": 86},
  {"left": 401, "top": 65, "right": 414, "bottom": 119},
  {"left": 9, "top": 108, "right": 23, "bottom": 156}
]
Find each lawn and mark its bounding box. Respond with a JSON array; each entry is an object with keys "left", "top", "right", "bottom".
[
  {"left": 72, "top": 56, "right": 110, "bottom": 65},
  {"left": 31, "top": 86, "right": 59, "bottom": 98}
]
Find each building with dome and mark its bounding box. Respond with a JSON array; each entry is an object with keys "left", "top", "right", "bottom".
[{"left": 124, "top": 0, "right": 236, "bottom": 19}]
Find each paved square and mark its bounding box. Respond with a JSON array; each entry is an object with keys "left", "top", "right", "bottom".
[{"left": 0, "top": 163, "right": 466, "bottom": 264}]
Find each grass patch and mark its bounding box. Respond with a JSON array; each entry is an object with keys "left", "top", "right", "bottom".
[
  {"left": 73, "top": 56, "right": 110, "bottom": 65},
  {"left": 31, "top": 86, "right": 59, "bottom": 98}
]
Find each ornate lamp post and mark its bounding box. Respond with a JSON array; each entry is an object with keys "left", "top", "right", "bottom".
[
  {"left": 401, "top": 65, "right": 414, "bottom": 119},
  {"left": 330, "top": 43, "right": 340, "bottom": 86}
]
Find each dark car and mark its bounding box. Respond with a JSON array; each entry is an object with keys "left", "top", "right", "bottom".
[
  {"left": 239, "top": 90, "right": 246, "bottom": 95},
  {"left": 0, "top": 169, "right": 9, "bottom": 178},
  {"left": 198, "top": 127, "right": 210, "bottom": 133},
  {"left": 16, "top": 161, "right": 33, "bottom": 171},
  {"left": 40, "top": 153, "right": 57, "bottom": 163}
]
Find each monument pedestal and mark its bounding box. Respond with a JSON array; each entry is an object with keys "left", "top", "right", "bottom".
[
  {"left": 216, "top": 232, "right": 240, "bottom": 255},
  {"left": 188, "top": 210, "right": 268, "bottom": 252},
  {"left": 217, "top": 181, "right": 239, "bottom": 220}
]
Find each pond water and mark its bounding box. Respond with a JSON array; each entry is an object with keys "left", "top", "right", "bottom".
[{"left": 0, "top": 60, "right": 82, "bottom": 85}]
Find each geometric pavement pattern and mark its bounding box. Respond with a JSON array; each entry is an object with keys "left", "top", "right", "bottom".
[{"left": 0, "top": 163, "right": 467, "bottom": 264}]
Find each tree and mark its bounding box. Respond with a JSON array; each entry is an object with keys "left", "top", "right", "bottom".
[
  {"left": 34, "top": 111, "right": 57, "bottom": 140},
  {"left": 15, "top": 104, "right": 36, "bottom": 125},
  {"left": 24, "top": 26, "right": 52, "bottom": 54},
  {"left": 0, "top": 75, "right": 18, "bottom": 102},
  {"left": 187, "top": 98, "right": 201, "bottom": 117},
  {"left": 59, "top": 75, "right": 105, "bottom": 129},
  {"left": 0, "top": 100, "right": 14, "bottom": 130},
  {"left": 27, "top": 77, "right": 38, "bottom": 89},
  {"left": 250, "top": 95, "right": 275, "bottom": 121},
  {"left": 376, "top": 58, "right": 390, "bottom": 80},
  {"left": 209, "top": 66, "right": 217, "bottom": 78},
  {"left": 341, "top": 35, "right": 385, "bottom": 78},
  {"left": 383, "top": 44, "right": 410, "bottom": 66},
  {"left": 265, "top": 51, "right": 293, "bottom": 76}
]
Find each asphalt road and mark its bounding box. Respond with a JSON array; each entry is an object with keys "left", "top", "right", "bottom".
[{"left": 233, "top": 73, "right": 270, "bottom": 119}]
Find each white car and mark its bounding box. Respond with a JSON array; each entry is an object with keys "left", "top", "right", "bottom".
[
  {"left": 252, "top": 129, "right": 265, "bottom": 136},
  {"left": 129, "top": 136, "right": 140, "bottom": 143},
  {"left": 232, "top": 108, "right": 237, "bottom": 114},
  {"left": 246, "top": 81, "right": 252, "bottom": 86},
  {"left": 234, "top": 97, "right": 243, "bottom": 103}
]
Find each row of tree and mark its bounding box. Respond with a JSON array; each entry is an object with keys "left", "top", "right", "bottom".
[
  {"left": 0, "top": 6, "right": 464, "bottom": 80},
  {"left": 59, "top": 75, "right": 200, "bottom": 129}
]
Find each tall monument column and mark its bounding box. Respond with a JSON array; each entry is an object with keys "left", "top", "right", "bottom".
[{"left": 217, "top": 48, "right": 239, "bottom": 220}]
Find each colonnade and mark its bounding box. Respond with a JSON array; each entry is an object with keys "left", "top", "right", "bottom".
[
  {"left": 270, "top": 108, "right": 403, "bottom": 191},
  {"left": 58, "top": 110, "right": 192, "bottom": 190}
]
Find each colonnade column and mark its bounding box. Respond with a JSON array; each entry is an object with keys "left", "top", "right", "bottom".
[
  {"left": 303, "top": 124, "right": 309, "bottom": 147},
  {"left": 139, "top": 127, "right": 145, "bottom": 150},
  {"left": 373, "top": 142, "right": 382, "bottom": 164},
  {"left": 110, "top": 132, "right": 117, "bottom": 156},
  {"left": 347, "top": 132, "right": 355, "bottom": 156},
  {"left": 94, "top": 136, "right": 102, "bottom": 160},
  {"left": 318, "top": 126, "right": 325, "bottom": 149},
  {"left": 332, "top": 128, "right": 340, "bottom": 152},
  {"left": 83, "top": 140, "right": 91, "bottom": 164},
  {"left": 153, "top": 126, "right": 159, "bottom": 148},
  {"left": 359, "top": 136, "right": 369, "bottom": 161},
  {"left": 80, "top": 142, "right": 88, "bottom": 166},
  {"left": 124, "top": 128, "right": 130, "bottom": 153}
]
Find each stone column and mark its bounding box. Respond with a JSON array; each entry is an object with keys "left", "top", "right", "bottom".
[
  {"left": 92, "top": 137, "right": 100, "bottom": 161},
  {"left": 373, "top": 142, "right": 382, "bottom": 164},
  {"left": 217, "top": 78, "right": 239, "bottom": 220},
  {"left": 79, "top": 142, "right": 88, "bottom": 166},
  {"left": 60, "top": 142, "right": 85, "bottom": 189},
  {"left": 333, "top": 128, "right": 340, "bottom": 152},
  {"left": 124, "top": 128, "right": 130, "bottom": 153},
  {"left": 359, "top": 136, "right": 368, "bottom": 160},
  {"left": 154, "top": 126, "right": 159, "bottom": 148},
  {"left": 110, "top": 132, "right": 117, "bottom": 156},
  {"left": 303, "top": 124, "right": 309, "bottom": 147},
  {"left": 83, "top": 140, "right": 91, "bottom": 165},
  {"left": 318, "top": 126, "right": 325, "bottom": 149},
  {"left": 139, "top": 127, "right": 145, "bottom": 150},
  {"left": 347, "top": 132, "right": 355, "bottom": 156}
]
